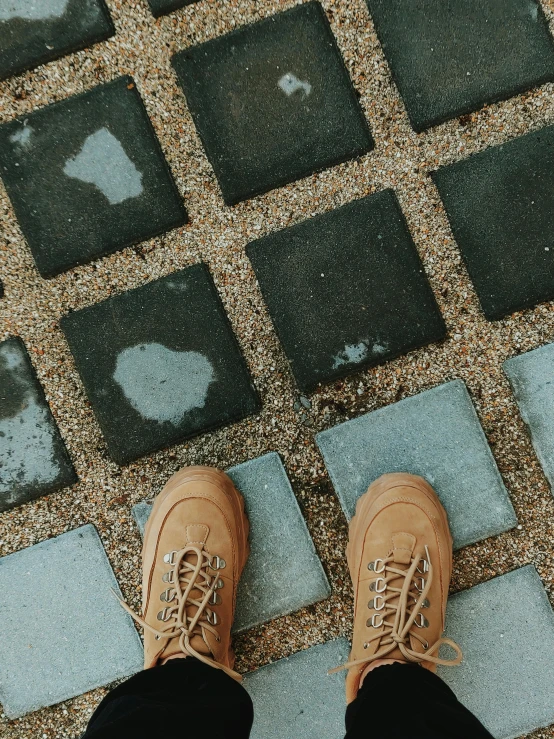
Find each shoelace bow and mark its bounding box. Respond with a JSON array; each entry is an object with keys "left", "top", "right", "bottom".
[
  {"left": 114, "top": 544, "right": 240, "bottom": 680},
  {"left": 330, "top": 545, "right": 462, "bottom": 675}
]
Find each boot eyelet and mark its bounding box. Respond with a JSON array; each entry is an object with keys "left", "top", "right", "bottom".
[
  {"left": 206, "top": 610, "right": 219, "bottom": 626},
  {"left": 214, "top": 578, "right": 224, "bottom": 589},
  {"left": 160, "top": 588, "right": 175, "bottom": 603},
  {"left": 211, "top": 556, "right": 226, "bottom": 570},
  {"left": 162, "top": 571, "right": 174, "bottom": 584},
  {"left": 209, "top": 591, "right": 222, "bottom": 605},
  {"left": 367, "top": 613, "right": 383, "bottom": 628},
  {"left": 163, "top": 551, "right": 176, "bottom": 565},
  {"left": 369, "top": 577, "right": 386, "bottom": 593},
  {"left": 416, "top": 558, "right": 429, "bottom": 574},
  {"left": 414, "top": 577, "right": 425, "bottom": 593},
  {"left": 415, "top": 613, "right": 429, "bottom": 628},
  {"left": 367, "top": 558, "right": 385, "bottom": 573},
  {"left": 157, "top": 608, "right": 171, "bottom": 622},
  {"left": 368, "top": 595, "right": 384, "bottom": 611}
]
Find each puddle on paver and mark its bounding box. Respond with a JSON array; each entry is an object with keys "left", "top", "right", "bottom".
[
  {"left": 277, "top": 73, "right": 312, "bottom": 98},
  {"left": 63, "top": 127, "right": 143, "bottom": 205},
  {"left": 9, "top": 121, "right": 33, "bottom": 148},
  {"left": 332, "top": 340, "right": 388, "bottom": 369},
  {"left": 113, "top": 343, "right": 215, "bottom": 425},
  {"left": 0, "top": 0, "right": 70, "bottom": 21},
  {"left": 0, "top": 343, "right": 62, "bottom": 505}
]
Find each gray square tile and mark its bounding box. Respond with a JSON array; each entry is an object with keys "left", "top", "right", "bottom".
[
  {"left": 244, "top": 639, "right": 349, "bottom": 739},
  {"left": 0, "top": 525, "right": 143, "bottom": 718},
  {"left": 504, "top": 342, "right": 554, "bottom": 491},
  {"left": 0, "top": 336, "right": 77, "bottom": 512},
  {"left": 438, "top": 566, "right": 554, "bottom": 739},
  {"left": 0, "top": 0, "right": 114, "bottom": 81},
  {"left": 0, "top": 76, "right": 187, "bottom": 277},
  {"left": 316, "top": 379, "right": 517, "bottom": 549},
  {"left": 132, "top": 453, "right": 331, "bottom": 631}
]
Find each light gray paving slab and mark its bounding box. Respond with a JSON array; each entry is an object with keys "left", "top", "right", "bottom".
[
  {"left": 244, "top": 638, "right": 349, "bottom": 739},
  {"left": 438, "top": 566, "right": 554, "bottom": 739},
  {"left": 0, "top": 525, "right": 143, "bottom": 718},
  {"left": 504, "top": 343, "right": 554, "bottom": 492},
  {"left": 132, "top": 453, "right": 330, "bottom": 632},
  {"left": 316, "top": 379, "right": 517, "bottom": 550}
]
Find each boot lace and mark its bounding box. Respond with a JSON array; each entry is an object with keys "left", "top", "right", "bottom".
[
  {"left": 114, "top": 544, "right": 240, "bottom": 679},
  {"left": 330, "top": 545, "right": 462, "bottom": 674}
]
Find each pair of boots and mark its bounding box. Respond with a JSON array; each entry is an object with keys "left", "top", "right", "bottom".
[{"left": 116, "top": 467, "right": 462, "bottom": 700}]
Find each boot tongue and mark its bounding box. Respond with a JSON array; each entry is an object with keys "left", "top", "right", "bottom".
[
  {"left": 379, "top": 533, "right": 416, "bottom": 661},
  {"left": 159, "top": 524, "right": 214, "bottom": 661},
  {"left": 391, "top": 533, "right": 416, "bottom": 565},
  {"left": 183, "top": 524, "right": 213, "bottom": 656}
]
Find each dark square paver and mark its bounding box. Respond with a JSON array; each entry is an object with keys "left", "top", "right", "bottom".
[
  {"left": 0, "top": 0, "right": 114, "bottom": 81},
  {"left": 366, "top": 0, "right": 554, "bottom": 132},
  {"left": 0, "top": 336, "right": 77, "bottom": 512},
  {"left": 147, "top": 0, "right": 198, "bottom": 18},
  {"left": 0, "top": 75, "right": 187, "bottom": 278},
  {"left": 171, "top": 2, "right": 373, "bottom": 205},
  {"left": 432, "top": 125, "right": 554, "bottom": 320},
  {"left": 0, "top": 524, "right": 142, "bottom": 718},
  {"left": 60, "top": 264, "right": 260, "bottom": 464},
  {"left": 246, "top": 190, "right": 446, "bottom": 392}
]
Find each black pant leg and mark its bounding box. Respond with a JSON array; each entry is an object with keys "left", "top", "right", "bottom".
[
  {"left": 345, "top": 664, "right": 494, "bottom": 739},
  {"left": 82, "top": 659, "right": 253, "bottom": 739}
]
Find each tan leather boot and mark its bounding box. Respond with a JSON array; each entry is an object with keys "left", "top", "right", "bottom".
[
  {"left": 117, "top": 466, "right": 250, "bottom": 680},
  {"left": 331, "top": 473, "right": 462, "bottom": 702}
]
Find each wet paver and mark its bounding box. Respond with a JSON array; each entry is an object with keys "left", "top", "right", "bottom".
[
  {"left": 504, "top": 342, "right": 554, "bottom": 492},
  {"left": 0, "top": 336, "right": 77, "bottom": 512},
  {"left": 0, "top": 0, "right": 114, "bottom": 81},
  {"left": 61, "top": 264, "right": 260, "bottom": 465},
  {"left": 0, "top": 524, "right": 143, "bottom": 718},
  {"left": 171, "top": 1, "right": 373, "bottom": 205},
  {"left": 132, "top": 452, "right": 331, "bottom": 632},
  {"left": 244, "top": 638, "right": 349, "bottom": 739},
  {"left": 366, "top": 0, "right": 554, "bottom": 132},
  {"left": 147, "top": 0, "right": 197, "bottom": 18},
  {"left": 316, "top": 379, "right": 517, "bottom": 550},
  {"left": 247, "top": 190, "right": 445, "bottom": 393},
  {"left": 433, "top": 125, "right": 554, "bottom": 321},
  {"left": 438, "top": 565, "right": 554, "bottom": 738},
  {"left": 0, "top": 75, "right": 187, "bottom": 278}
]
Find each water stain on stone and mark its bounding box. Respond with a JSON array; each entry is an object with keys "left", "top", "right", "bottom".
[
  {"left": 9, "top": 121, "right": 33, "bottom": 148},
  {"left": 278, "top": 73, "right": 312, "bottom": 98},
  {"left": 332, "top": 340, "right": 388, "bottom": 369},
  {"left": 0, "top": 0, "right": 70, "bottom": 21},
  {"left": 0, "top": 344, "right": 61, "bottom": 496},
  {"left": 112, "top": 343, "right": 215, "bottom": 425},
  {"left": 63, "top": 127, "right": 143, "bottom": 205}
]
